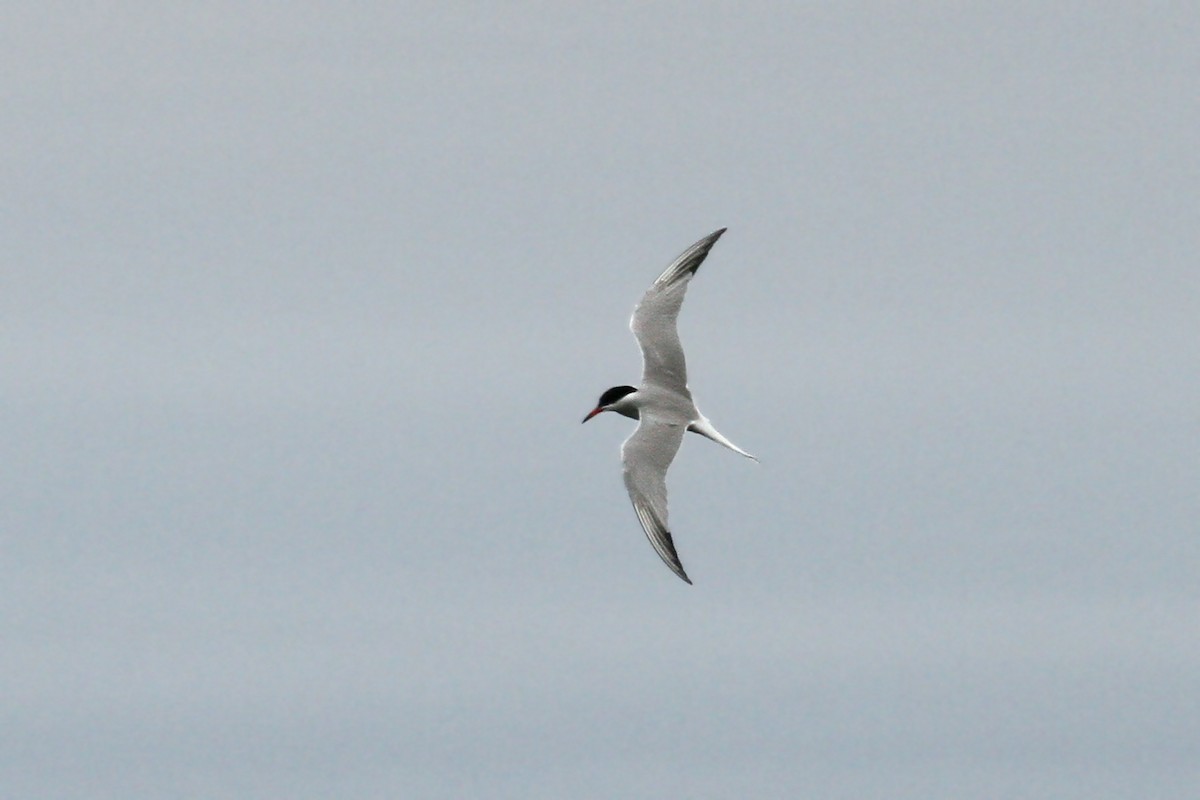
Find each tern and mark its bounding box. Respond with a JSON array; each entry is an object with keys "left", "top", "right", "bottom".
[{"left": 582, "top": 228, "right": 756, "bottom": 584}]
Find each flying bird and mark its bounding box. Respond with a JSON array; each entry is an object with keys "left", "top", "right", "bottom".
[{"left": 582, "top": 228, "right": 757, "bottom": 584}]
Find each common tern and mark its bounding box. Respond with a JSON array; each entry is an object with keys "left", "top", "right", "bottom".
[{"left": 583, "top": 228, "right": 756, "bottom": 584}]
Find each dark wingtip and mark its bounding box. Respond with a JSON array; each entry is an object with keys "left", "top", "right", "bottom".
[
  {"left": 693, "top": 227, "right": 727, "bottom": 263},
  {"left": 662, "top": 533, "right": 693, "bottom": 585},
  {"left": 698, "top": 227, "right": 727, "bottom": 251},
  {"left": 652, "top": 227, "right": 730, "bottom": 287}
]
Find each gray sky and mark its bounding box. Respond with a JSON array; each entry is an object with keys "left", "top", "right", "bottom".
[{"left": 5, "top": 3, "right": 1198, "bottom": 798}]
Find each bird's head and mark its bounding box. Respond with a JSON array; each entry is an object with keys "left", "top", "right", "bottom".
[{"left": 582, "top": 385, "right": 639, "bottom": 423}]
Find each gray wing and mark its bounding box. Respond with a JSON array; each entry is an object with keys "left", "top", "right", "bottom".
[
  {"left": 630, "top": 228, "right": 726, "bottom": 392},
  {"left": 621, "top": 417, "right": 691, "bottom": 584}
]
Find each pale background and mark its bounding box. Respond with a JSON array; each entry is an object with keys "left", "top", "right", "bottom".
[{"left": 5, "top": 3, "right": 1197, "bottom": 797}]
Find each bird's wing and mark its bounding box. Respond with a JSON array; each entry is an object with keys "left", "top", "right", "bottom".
[
  {"left": 621, "top": 416, "right": 691, "bottom": 584},
  {"left": 629, "top": 228, "right": 726, "bottom": 393}
]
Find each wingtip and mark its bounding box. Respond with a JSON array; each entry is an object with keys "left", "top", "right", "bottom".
[
  {"left": 653, "top": 228, "right": 729, "bottom": 287},
  {"left": 699, "top": 226, "right": 727, "bottom": 252},
  {"left": 664, "top": 543, "right": 694, "bottom": 585},
  {"left": 669, "top": 561, "right": 693, "bottom": 584},
  {"left": 670, "top": 557, "right": 693, "bottom": 585}
]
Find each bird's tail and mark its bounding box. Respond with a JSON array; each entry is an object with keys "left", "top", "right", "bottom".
[{"left": 688, "top": 418, "right": 758, "bottom": 461}]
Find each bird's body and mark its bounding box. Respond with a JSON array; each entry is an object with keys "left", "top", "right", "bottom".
[{"left": 583, "top": 228, "right": 756, "bottom": 584}]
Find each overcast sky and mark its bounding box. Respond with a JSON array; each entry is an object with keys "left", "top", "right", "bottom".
[{"left": 5, "top": 3, "right": 1198, "bottom": 798}]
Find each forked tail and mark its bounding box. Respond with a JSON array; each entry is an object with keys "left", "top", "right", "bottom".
[{"left": 688, "top": 417, "right": 758, "bottom": 461}]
